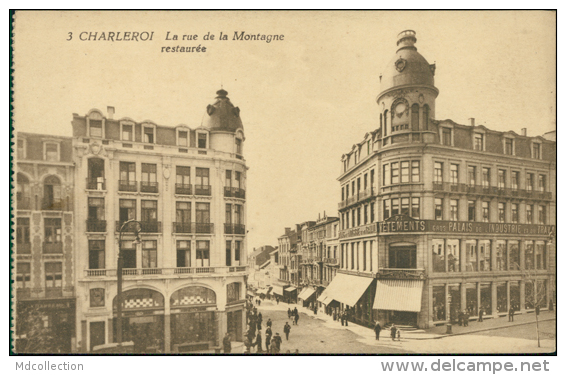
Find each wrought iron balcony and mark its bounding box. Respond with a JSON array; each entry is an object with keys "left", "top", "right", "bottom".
[
  {"left": 323, "top": 257, "right": 339, "bottom": 266},
  {"left": 118, "top": 180, "right": 137, "bottom": 192},
  {"left": 175, "top": 183, "right": 192, "bottom": 195},
  {"left": 173, "top": 222, "right": 192, "bottom": 234},
  {"left": 224, "top": 223, "right": 246, "bottom": 235},
  {"left": 42, "top": 198, "right": 65, "bottom": 211},
  {"left": 116, "top": 220, "right": 161, "bottom": 233},
  {"left": 194, "top": 222, "right": 214, "bottom": 234},
  {"left": 194, "top": 184, "right": 211, "bottom": 196},
  {"left": 86, "top": 178, "right": 106, "bottom": 190},
  {"left": 140, "top": 181, "right": 159, "bottom": 193},
  {"left": 84, "top": 265, "right": 246, "bottom": 277},
  {"left": 224, "top": 187, "right": 246, "bottom": 199},
  {"left": 86, "top": 220, "right": 107, "bottom": 232}
]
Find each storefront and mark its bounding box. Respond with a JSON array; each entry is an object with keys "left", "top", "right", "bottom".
[
  {"left": 284, "top": 286, "right": 297, "bottom": 304},
  {"left": 322, "top": 272, "right": 375, "bottom": 327},
  {"left": 298, "top": 287, "right": 316, "bottom": 307},
  {"left": 374, "top": 278, "right": 423, "bottom": 326}
]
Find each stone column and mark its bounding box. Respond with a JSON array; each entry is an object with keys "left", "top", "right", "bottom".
[
  {"left": 476, "top": 239, "right": 480, "bottom": 271},
  {"left": 491, "top": 282, "right": 497, "bottom": 316},
  {"left": 164, "top": 314, "right": 171, "bottom": 353},
  {"left": 445, "top": 284, "right": 450, "bottom": 322},
  {"left": 459, "top": 239, "right": 466, "bottom": 272},
  {"left": 519, "top": 240, "right": 525, "bottom": 269},
  {"left": 476, "top": 282, "right": 481, "bottom": 316},
  {"left": 460, "top": 282, "right": 466, "bottom": 315},
  {"left": 505, "top": 240, "right": 510, "bottom": 271},
  {"left": 107, "top": 318, "right": 113, "bottom": 343},
  {"left": 444, "top": 238, "right": 448, "bottom": 273},
  {"left": 520, "top": 280, "right": 526, "bottom": 312},
  {"left": 506, "top": 281, "right": 511, "bottom": 313},
  {"left": 491, "top": 239, "right": 497, "bottom": 271},
  {"left": 81, "top": 320, "right": 87, "bottom": 352}
]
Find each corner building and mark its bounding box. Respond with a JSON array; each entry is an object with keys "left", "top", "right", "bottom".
[
  {"left": 73, "top": 89, "right": 248, "bottom": 352},
  {"left": 334, "top": 31, "right": 555, "bottom": 329}
]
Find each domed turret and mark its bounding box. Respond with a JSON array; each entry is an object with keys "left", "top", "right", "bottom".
[
  {"left": 378, "top": 30, "right": 437, "bottom": 97},
  {"left": 204, "top": 89, "right": 243, "bottom": 133}
]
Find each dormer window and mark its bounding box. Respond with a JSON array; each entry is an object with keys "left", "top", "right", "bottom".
[
  {"left": 121, "top": 124, "right": 133, "bottom": 141},
  {"left": 198, "top": 132, "right": 207, "bottom": 149},
  {"left": 504, "top": 137, "right": 514, "bottom": 155},
  {"left": 44, "top": 142, "right": 60, "bottom": 162},
  {"left": 235, "top": 138, "right": 242, "bottom": 154},
  {"left": 178, "top": 131, "right": 188, "bottom": 147},
  {"left": 532, "top": 142, "right": 541, "bottom": 159},
  {"left": 474, "top": 133, "right": 484, "bottom": 151},
  {"left": 89, "top": 120, "right": 103, "bottom": 138},
  {"left": 143, "top": 125, "right": 155, "bottom": 144},
  {"left": 441, "top": 127, "right": 452, "bottom": 146}
]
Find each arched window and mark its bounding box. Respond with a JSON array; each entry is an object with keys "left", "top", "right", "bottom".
[
  {"left": 411, "top": 104, "right": 420, "bottom": 131},
  {"left": 383, "top": 110, "right": 388, "bottom": 137},
  {"left": 423, "top": 105, "right": 430, "bottom": 130},
  {"left": 43, "top": 176, "right": 62, "bottom": 210},
  {"left": 17, "top": 173, "right": 30, "bottom": 209},
  {"left": 380, "top": 113, "right": 383, "bottom": 129}
]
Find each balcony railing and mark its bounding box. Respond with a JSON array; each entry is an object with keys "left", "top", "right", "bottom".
[
  {"left": 17, "top": 196, "right": 31, "bottom": 210},
  {"left": 86, "top": 220, "right": 107, "bottom": 232},
  {"left": 42, "top": 198, "right": 64, "bottom": 211},
  {"left": 224, "top": 223, "right": 246, "bottom": 235},
  {"left": 174, "top": 222, "right": 192, "bottom": 233},
  {"left": 86, "top": 178, "right": 106, "bottom": 190},
  {"left": 175, "top": 183, "right": 192, "bottom": 195},
  {"left": 194, "top": 184, "right": 211, "bottom": 196},
  {"left": 338, "top": 188, "right": 375, "bottom": 210},
  {"left": 43, "top": 242, "right": 63, "bottom": 254},
  {"left": 224, "top": 187, "right": 246, "bottom": 199},
  {"left": 84, "top": 265, "right": 247, "bottom": 277},
  {"left": 323, "top": 257, "right": 339, "bottom": 265},
  {"left": 116, "top": 220, "right": 161, "bottom": 233},
  {"left": 118, "top": 180, "right": 137, "bottom": 192},
  {"left": 140, "top": 181, "right": 159, "bottom": 193},
  {"left": 194, "top": 222, "right": 214, "bottom": 234}
]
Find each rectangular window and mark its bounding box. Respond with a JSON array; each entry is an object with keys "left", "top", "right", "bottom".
[
  {"left": 391, "top": 162, "right": 399, "bottom": 184},
  {"left": 498, "top": 170, "right": 506, "bottom": 189},
  {"left": 235, "top": 241, "right": 241, "bottom": 262},
  {"left": 235, "top": 138, "right": 242, "bottom": 154},
  {"left": 176, "top": 202, "right": 191, "bottom": 223},
  {"left": 535, "top": 243, "right": 546, "bottom": 270},
  {"left": 88, "top": 240, "right": 105, "bottom": 269},
  {"left": 442, "top": 128, "right": 452, "bottom": 146},
  {"left": 532, "top": 143, "right": 541, "bottom": 159},
  {"left": 178, "top": 131, "right": 188, "bottom": 147},
  {"left": 119, "top": 199, "right": 136, "bottom": 222},
  {"left": 196, "top": 168, "right": 209, "bottom": 186},
  {"left": 505, "top": 138, "right": 514, "bottom": 155},
  {"left": 17, "top": 139, "right": 25, "bottom": 159},
  {"left": 142, "top": 240, "right": 157, "bottom": 268},
  {"left": 401, "top": 198, "right": 410, "bottom": 216},
  {"left": 90, "top": 120, "right": 102, "bottom": 137},
  {"left": 17, "top": 262, "right": 31, "bottom": 289},
  {"left": 524, "top": 241, "right": 534, "bottom": 270},
  {"left": 411, "top": 161, "right": 420, "bottom": 182},
  {"left": 435, "top": 198, "right": 443, "bottom": 220},
  {"left": 141, "top": 163, "right": 157, "bottom": 192},
  {"left": 370, "top": 202, "right": 375, "bottom": 222},
  {"left": 235, "top": 172, "right": 243, "bottom": 191},
  {"left": 357, "top": 207, "right": 361, "bottom": 226},
  {"left": 511, "top": 171, "right": 519, "bottom": 190},
  {"left": 17, "top": 218, "right": 31, "bottom": 253},
  {"left": 143, "top": 126, "right": 154, "bottom": 143},
  {"left": 44, "top": 218, "right": 62, "bottom": 253},
  {"left": 196, "top": 240, "right": 210, "bottom": 267},
  {"left": 434, "top": 162, "right": 443, "bottom": 183},
  {"left": 122, "top": 124, "right": 133, "bottom": 141},
  {"left": 196, "top": 203, "right": 210, "bottom": 223},
  {"left": 474, "top": 133, "right": 484, "bottom": 151},
  {"left": 177, "top": 240, "right": 191, "bottom": 268},
  {"left": 526, "top": 205, "right": 533, "bottom": 224},
  {"left": 538, "top": 205, "right": 546, "bottom": 224},
  {"left": 450, "top": 164, "right": 459, "bottom": 185},
  {"left": 121, "top": 240, "right": 136, "bottom": 269},
  {"left": 498, "top": 202, "right": 506, "bottom": 222},
  {"left": 391, "top": 198, "right": 399, "bottom": 217},
  {"left": 45, "top": 143, "right": 59, "bottom": 161},
  {"left": 175, "top": 166, "right": 191, "bottom": 194},
  {"left": 87, "top": 198, "right": 105, "bottom": 230},
  {"left": 468, "top": 200, "right": 477, "bottom": 221},
  {"left": 511, "top": 204, "right": 518, "bottom": 223},
  {"left": 482, "top": 167, "right": 490, "bottom": 188},
  {"left": 225, "top": 203, "right": 232, "bottom": 224},
  {"left": 383, "top": 164, "right": 390, "bottom": 186},
  {"left": 432, "top": 240, "right": 445, "bottom": 273},
  {"left": 509, "top": 241, "right": 520, "bottom": 271},
  {"left": 539, "top": 175, "right": 546, "bottom": 192},
  {"left": 198, "top": 133, "right": 207, "bottom": 149},
  {"left": 370, "top": 169, "right": 375, "bottom": 189},
  {"left": 526, "top": 173, "right": 534, "bottom": 191},
  {"left": 141, "top": 200, "right": 158, "bottom": 222},
  {"left": 364, "top": 204, "right": 368, "bottom": 224},
  {"left": 450, "top": 199, "right": 458, "bottom": 221},
  {"left": 45, "top": 262, "right": 62, "bottom": 288},
  {"left": 400, "top": 161, "right": 410, "bottom": 183},
  {"left": 119, "top": 162, "right": 136, "bottom": 191},
  {"left": 411, "top": 198, "right": 420, "bottom": 219},
  {"left": 383, "top": 200, "right": 390, "bottom": 220},
  {"left": 364, "top": 174, "right": 368, "bottom": 190},
  {"left": 468, "top": 166, "right": 476, "bottom": 186},
  {"left": 482, "top": 201, "right": 490, "bottom": 222}
]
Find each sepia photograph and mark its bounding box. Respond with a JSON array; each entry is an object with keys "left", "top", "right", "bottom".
[{"left": 10, "top": 10, "right": 556, "bottom": 360}]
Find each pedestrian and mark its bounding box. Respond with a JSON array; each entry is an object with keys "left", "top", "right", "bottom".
[
  {"left": 243, "top": 332, "right": 252, "bottom": 353},
  {"left": 390, "top": 323, "right": 397, "bottom": 341},
  {"left": 288, "top": 308, "right": 292, "bottom": 319},
  {"left": 257, "top": 320, "right": 262, "bottom": 331},
  {"left": 344, "top": 310, "right": 349, "bottom": 326},
  {"left": 397, "top": 329, "right": 401, "bottom": 341},
  {"left": 258, "top": 312, "right": 263, "bottom": 324},
  {"left": 478, "top": 308, "right": 484, "bottom": 322},
  {"left": 258, "top": 299, "right": 261, "bottom": 306},
  {"left": 463, "top": 311, "right": 469, "bottom": 327},
  {"left": 223, "top": 332, "right": 231, "bottom": 353},
  {"left": 277, "top": 297, "right": 280, "bottom": 305},
  {"left": 266, "top": 318, "right": 272, "bottom": 328},
  {"left": 294, "top": 313, "right": 299, "bottom": 325},
  {"left": 458, "top": 310, "right": 463, "bottom": 326},
  {"left": 294, "top": 307, "right": 298, "bottom": 317},
  {"left": 508, "top": 306, "right": 515, "bottom": 322},
  {"left": 265, "top": 327, "right": 272, "bottom": 352},
  {"left": 373, "top": 321, "right": 382, "bottom": 340},
  {"left": 333, "top": 309, "right": 337, "bottom": 321},
  {"left": 284, "top": 322, "right": 291, "bottom": 340},
  {"left": 272, "top": 333, "right": 282, "bottom": 353},
  {"left": 255, "top": 330, "right": 263, "bottom": 353},
  {"left": 314, "top": 305, "right": 318, "bottom": 315},
  {"left": 340, "top": 312, "right": 344, "bottom": 326}
]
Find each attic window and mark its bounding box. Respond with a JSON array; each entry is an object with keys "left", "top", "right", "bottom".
[
  {"left": 198, "top": 133, "right": 207, "bottom": 149},
  {"left": 143, "top": 125, "right": 155, "bottom": 144},
  {"left": 90, "top": 120, "right": 102, "bottom": 138},
  {"left": 178, "top": 131, "right": 188, "bottom": 147}
]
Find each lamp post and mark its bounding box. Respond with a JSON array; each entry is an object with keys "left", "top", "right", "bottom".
[{"left": 116, "top": 219, "right": 142, "bottom": 347}]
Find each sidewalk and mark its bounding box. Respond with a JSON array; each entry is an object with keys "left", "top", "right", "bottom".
[{"left": 256, "top": 299, "right": 556, "bottom": 341}]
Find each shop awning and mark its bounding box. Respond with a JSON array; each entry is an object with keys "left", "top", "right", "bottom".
[
  {"left": 271, "top": 285, "right": 285, "bottom": 296},
  {"left": 257, "top": 288, "right": 268, "bottom": 295},
  {"left": 316, "top": 290, "right": 328, "bottom": 303},
  {"left": 285, "top": 287, "right": 297, "bottom": 292},
  {"left": 323, "top": 273, "right": 373, "bottom": 307},
  {"left": 373, "top": 279, "right": 424, "bottom": 312},
  {"left": 298, "top": 288, "right": 316, "bottom": 301},
  {"left": 247, "top": 290, "right": 254, "bottom": 296}
]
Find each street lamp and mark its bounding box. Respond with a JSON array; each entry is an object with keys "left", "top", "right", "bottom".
[{"left": 116, "top": 219, "right": 142, "bottom": 348}]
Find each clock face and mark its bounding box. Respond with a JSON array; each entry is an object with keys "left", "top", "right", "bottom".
[{"left": 395, "top": 103, "right": 406, "bottom": 114}]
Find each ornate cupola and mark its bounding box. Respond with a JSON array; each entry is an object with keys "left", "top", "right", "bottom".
[{"left": 204, "top": 89, "right": 244, "bottom": 133}]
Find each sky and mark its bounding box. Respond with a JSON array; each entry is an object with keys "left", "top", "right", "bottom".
[{"left": 12, "top": 11, "right": 556, "bottom": 251}]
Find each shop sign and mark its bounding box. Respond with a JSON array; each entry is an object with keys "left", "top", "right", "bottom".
[{"left": 339, "top": 222, "right": 377, "bottom": 239}]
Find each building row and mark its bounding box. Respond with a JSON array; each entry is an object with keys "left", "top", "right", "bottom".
[
  {"left": 14, "top": 89, "right": 249, "bottom": 352},
  {"left": 269, "top": 30, "right": 556, "bottom": 329}
]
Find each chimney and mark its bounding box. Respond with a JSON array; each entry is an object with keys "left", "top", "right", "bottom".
[
  {"left": 469, "top": 118, "right": 475, "bottom": 127},
  {"left": 107, "top": 106, "right": 115, "bottom": 119},
  {"left": 521, "top": 128, "right": 527, "bottom": 136}
]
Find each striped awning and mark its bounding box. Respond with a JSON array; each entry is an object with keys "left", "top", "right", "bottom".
[
  {"left": 271, "top": 285, "right": 285, "bottom": 296},
  {"left": 373, "top": 279, "right": 424, "bottom": 312},
  {"left": 285, "top": 286, "right": 297, "bottom": 292},
  {"left": 323, "top": 273, "right": 373, "bottom": 307},
  {"left": 317, "top": 290, "right": 328, "bottom": 303},
  {"left": 298, "top": 287, "right": 316, "bottom": 301}
]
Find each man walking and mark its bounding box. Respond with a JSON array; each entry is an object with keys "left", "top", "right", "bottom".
[
  {"left": 294, "top": 312, "right": 299, "bottom": 326},
  {"left": 287, "top": 308, "right": 292, "bottom": 319},
  {"left": 272, "top": 333, "right": 282, "bottom": 353},
  {"left": 390, "top": 323, "right": 397, "bottom": 341},
  {"left": 284, "top": 322, "right": 291, "bottom": 341},
  {"left": 508, "top": 306, "right": 515, "bottom": 322},
  {"left": 223, "top": 332, "right": 231, "bottom": 353},
  {"left": 373, "top": 321, "right": 382, "bottom": 340},
  {"left": 478, "top": 308, "right": 484, "bottom": 322},
  {"left": 266, "top": 318, "right": 272, "bottom": 328},
  {"left": 255, "top": 330, "right": 263, "bottom": 353},
  {"left": 265, "top": 326, "right": 272, "bottom": 352}
]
